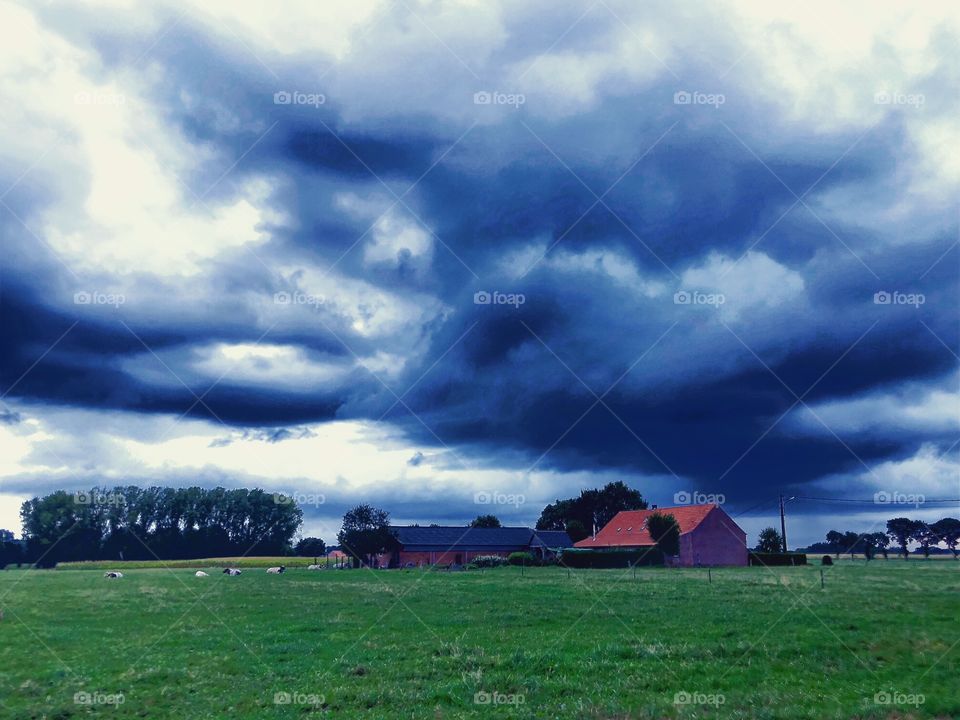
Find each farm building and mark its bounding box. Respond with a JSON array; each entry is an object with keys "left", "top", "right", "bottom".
[
  {"left": 574, "top": 504, "right": 747, "bottom": 566},
  {"left": 382, "top": 526, "right": 573, "bottom": 568}
]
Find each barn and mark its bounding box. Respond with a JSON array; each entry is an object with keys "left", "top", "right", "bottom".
[
  {"left": 573, "top": 504, "right": 747, "bottom": 566},
  {"left": 383, "top": 526, "right": 573, "bottom": 568}
]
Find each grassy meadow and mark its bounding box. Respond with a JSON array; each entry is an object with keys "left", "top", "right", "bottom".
[{"left": 0, "top": 560, "right": 957, "bottom": 719}]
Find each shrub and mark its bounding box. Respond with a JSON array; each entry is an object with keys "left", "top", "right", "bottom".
[
  {"left": 748, "top": 551, "right": 808, "bottom": 566},
  {"left": 507, "top": 552, "right": 536, "bottom": 566},
  {"left": 469, "top": 555, "right": 506, "bottom": 569},
  {"left": 560, "top": 548, "right": 664, "bottom": 568}
]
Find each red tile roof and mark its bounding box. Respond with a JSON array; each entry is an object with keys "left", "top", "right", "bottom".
[{"left": 574, "top": 504, "right": 718, "bottom": 548}]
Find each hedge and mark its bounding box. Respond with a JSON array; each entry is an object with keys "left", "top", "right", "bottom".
[
  {"left": 560, "top": 548, "right": 664, "bottom": 568},
  {"left": 749, "top": 551, "right": 808, "bottom": 566}
]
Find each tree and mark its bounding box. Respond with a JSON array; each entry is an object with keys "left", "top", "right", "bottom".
[
  {"left": 564, "top": 519, "right": 588, "bottom": 543},
  {"left": 886, "top": 518, "right": 921, "bottom": 560},
  {"left": 470, "top": 514, "right": 501, "bottom": 528},
  {"left": 862, "top": 532, "right": 889, "bottom": 560},
  {"left": 825, "top": 530, "right": 845, "bottom": 558},
  {"left": 294, "top": 537, "right": 326, "bottom": 557},
  {"left": 755, "top": 527, "right": 784, "bottom": 553},
  {"left": 536, "top": 482, "right": 647, "bottom": 532},
  {"left": 931, "top": 518, "right": 960, "bottom": 558},
  {"left": 337, "top": 504, "right": 394, "bottom": 567},
  {"left": 841, "top": 531, "right": 863, "bottom": 558},
  {"left": 912, "top": 522, "right": 936, "bottom": 559},
  {"left": 647, "top": 512, "right": 680, "bottom": 558}
]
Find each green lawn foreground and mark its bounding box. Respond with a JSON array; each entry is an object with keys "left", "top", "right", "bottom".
[{"left": 0, "top": 561, "right": 957, "bottom": 719}]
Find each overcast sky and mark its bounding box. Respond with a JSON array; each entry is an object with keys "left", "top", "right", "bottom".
[{"left": 1, "top": 0, "right": 957, "bottom": 547}]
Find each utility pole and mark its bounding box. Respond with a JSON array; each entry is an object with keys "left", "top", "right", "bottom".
[{"left": 779, "top": 493, "right": 788, "bottom": 553}]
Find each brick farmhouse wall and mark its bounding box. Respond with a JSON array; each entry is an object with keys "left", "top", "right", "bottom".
[{"left": 679, "top": 507, "right": 747, "bottom": 566}]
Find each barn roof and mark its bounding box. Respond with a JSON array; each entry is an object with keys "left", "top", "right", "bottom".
[
  {"left": 530, "top": 530, "right": 575, "bottom": 549},
  {"left": 574, "top": 504, "right": 720, "bottom": 548},
  {"left": 390, "top": 525, "right": 534, "bottom": 550}
]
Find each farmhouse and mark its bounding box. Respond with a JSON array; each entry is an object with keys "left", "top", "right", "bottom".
[
  {"left": 574, "top": 504, "right": 747, "bottom": 566},
  {"left": 383, "top": 526, "right": 573, "bottom": 568}
]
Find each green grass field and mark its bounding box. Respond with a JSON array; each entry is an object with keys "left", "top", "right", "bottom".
[{"left": 1, "top": 561, "right": 957, "bottom": 719}]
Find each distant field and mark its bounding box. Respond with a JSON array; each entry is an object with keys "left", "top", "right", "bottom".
[
  {"left": 55, "top": 556, "right": 334, "bottom": 570},
  {"left": 1, "top": 562, "right": 957, "bottom": 719}
]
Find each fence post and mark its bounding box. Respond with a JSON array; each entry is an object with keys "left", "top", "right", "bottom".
[
  {"left": 820, "top": 569, "right": 825, "bottom": 589},
  {"left": 708, "top": 567, "right": 712, "bottom": 584}
]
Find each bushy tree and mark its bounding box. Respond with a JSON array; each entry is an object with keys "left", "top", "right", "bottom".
[
  {"left": 536, "top": 482, "right": 647, "bottom": 532},
  {"left": 862, "top": 532, "right": 889, "bottom": 560},
  {"left": 338, "top": 504, "right": 394, "bottom": 567},
  {"left": 886, "top": 518, "right": 921, "bottom": 560},
  {"left": 755, "top": 527, "right": 784, "bottom": 553},
  {"left": 931, "top": 518, "right": 960, "bottom": 558},
  {"left": 470, "top": 514, "right": 501, "bottom": 528},
  {"left": 295, "top": 537, "right": 326, "bottom": 557},
  {"left": 647, "top": 513, "right": 680, "bottom": 557},
  {"left": 564, "top": 519, "right": 588, "bottom": 543}
]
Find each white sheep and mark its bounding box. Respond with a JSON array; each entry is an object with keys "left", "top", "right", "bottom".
[
  {"left": 103, "top": 571, "right": 123, "bottom": 579},
  {"left": 307, "top": 564, "right": 323, "bottom": 570},
  {"left": 222, "top": 568, "right": 242, "bottom": 576},
  {"left": 195, "top": 570, "right": 209, "bottom": 577},
  {"left": 266, "top": 566, "right": 286, "bottom": 574}
]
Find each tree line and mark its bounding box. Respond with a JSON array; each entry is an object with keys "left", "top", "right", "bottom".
[
  {"left": 8, "top": 487, "right": 303, "bottom": 567},
  {"left": 800, "top": 517, "right": 960, "bottom": 559}
]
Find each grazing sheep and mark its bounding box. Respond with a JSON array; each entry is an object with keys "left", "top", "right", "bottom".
[
  {"left": 195, "top": 571, "right": 209, "bottom": 577},
  {"left": 266, "top": 566, "right": 285, "bottom": 574},
  {"left": 222, "top": 568, "right": 242, "bottom": 576},
  {"left": 103, "top": 571, "right": 123, "bottom": 579},
  {"left": 307, "top": 564, "right": 323, "bottom": 570}
]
